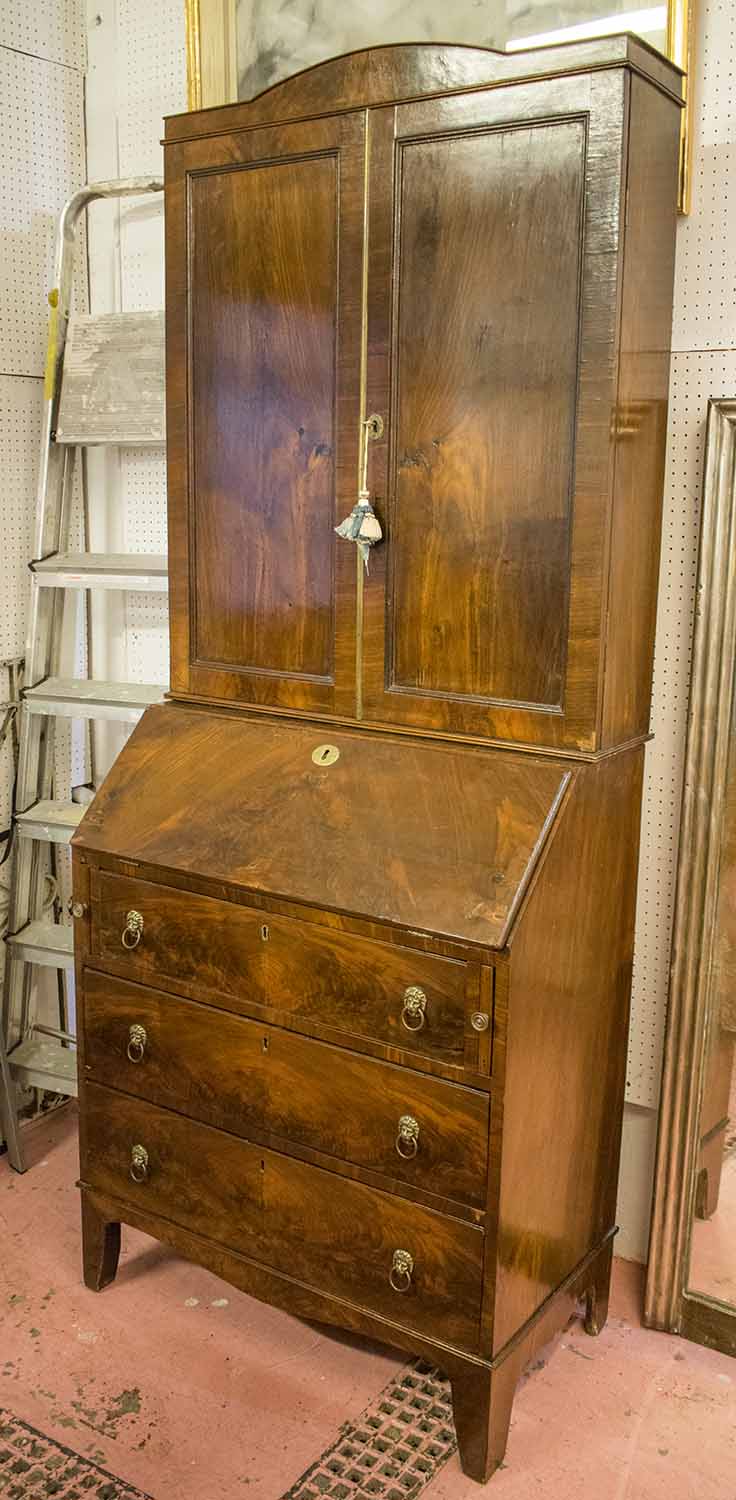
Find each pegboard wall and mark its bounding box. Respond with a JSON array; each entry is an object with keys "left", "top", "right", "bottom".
[
  {"left": 85, "top": 0, "right": 186, "bottom": 727},
  {"left": 627, "top": 0, "right": 736, "bottom": 1108},
  {"left": 0, "top": 5, "right": 87, "bottom": 946}
]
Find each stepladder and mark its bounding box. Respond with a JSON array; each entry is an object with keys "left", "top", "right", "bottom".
[{"left": 0, "top": 178, "right": 169, "bottom": 1172}]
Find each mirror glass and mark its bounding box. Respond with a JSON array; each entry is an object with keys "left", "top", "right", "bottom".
[
  {"left": 687, "top": 711, "right": 736, "bottom": 1310},
  {"left": 236, "top": 1, "right": 669, "bottom": 100}
]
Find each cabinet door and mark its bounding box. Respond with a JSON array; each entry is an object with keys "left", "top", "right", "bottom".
[
  {"left": 166, "top": 114, "right": 364, "bottom": 715},
  {"left": 361, "top": 74, "right": 626, "bottom": 750}
]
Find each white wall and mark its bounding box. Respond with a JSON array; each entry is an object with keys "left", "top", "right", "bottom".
[
  {"left": 83, "top": 0, "right": 185, "bottom": 779},
  {"left": 0, "top": 3, "right": 86, "bottom": 982},
  {"left": 616, "top": 0, "right": 736, "bottom": 1260}
]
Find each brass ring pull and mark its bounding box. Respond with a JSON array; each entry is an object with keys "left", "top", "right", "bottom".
[
  {"left": 396, "top": 1114, "right": 419, "bottom": 1159},
  {"left": 127, "top": 1023, "right": 147, "bottom": 1063},
  {"left": 389, "top": 1248, "right": 414, "bottom": 1293},
  {"left": 129, "top": 1143, "right": 149, "bottom": 1184},
  {"left": 401, "top": 986, "right": 427, "bottom": 1033},
  {"left": 121, "top": 910, "right": 143, "bottom": 950}
]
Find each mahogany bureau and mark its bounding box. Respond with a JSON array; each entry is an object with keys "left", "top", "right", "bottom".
[{"left": 72, "top": 38, "right": 682, "bottom": 1482}]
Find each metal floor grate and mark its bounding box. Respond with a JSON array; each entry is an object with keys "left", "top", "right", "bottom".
[
  {"left": 0, "top": 1409, "right": 155, "bottom": 1500},
  {"left": 282, "top": 1360, "right": 457, "bottom": 1500}
]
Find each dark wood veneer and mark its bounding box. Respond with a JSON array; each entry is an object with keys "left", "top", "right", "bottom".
[{"left": 74, "top": 38, "right": 681, "bottom": 1485}]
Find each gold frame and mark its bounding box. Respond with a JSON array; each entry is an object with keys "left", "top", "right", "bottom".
[
  {"left": 184, "top": 0, "right": 694, "bottom": 210},
  {"left": 185, "top": 0, "right": 236, "bottom": 111},
  {"left": 644, "top": 401, "right": 736, "bottom": 1359}
]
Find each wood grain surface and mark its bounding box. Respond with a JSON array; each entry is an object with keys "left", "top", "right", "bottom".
[
  {"left": 82, "top": 1082, "right": 485, "bottom": 1350},
  {"left": 82, "top": 969, "right": 490, "bottom": 1207}
]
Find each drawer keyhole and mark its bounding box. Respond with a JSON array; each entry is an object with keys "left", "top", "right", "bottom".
[{"left": 311, "top": 743, "right": 340, "bottom": 767}]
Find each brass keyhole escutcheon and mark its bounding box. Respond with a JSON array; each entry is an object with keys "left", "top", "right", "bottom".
[
  {"left": 312, "top": 744, "right": 340, "bottom": 767},
  {"left": 365, "top": 413, "right": 384, "bottom": 440}
]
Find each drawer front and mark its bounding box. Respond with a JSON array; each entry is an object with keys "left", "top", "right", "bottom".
[
  {"left": 83, "top": 971, "right": 489, "bottom": 1208},
  {"left": 92, "top": 871, "right": 472, "bottom": 1066},
  {"left": 82, "top": 1083, "right": 484, "bottom": 1350}
]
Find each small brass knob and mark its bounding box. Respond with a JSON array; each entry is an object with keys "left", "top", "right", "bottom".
[
  {"left": 121, "top": 910, "right": 143, "bottom": 949},
  {"left": 471, "top": 1011, "right": 489, "bottom": 1032},
  {"left": 129, "top": 1143, "right": 149, "bottom": 1183},
  {"left": 389, "top": 1248, "right": 414, "bottom": 1293},
  {"left": 396, "top": 1114, "right": 419, "bottom": 1159},
  {"left": 127, "top": 1023, "right": 147, "bottom": 1063},
  {"left": 401, "top": 986, "right": 427, "bottom": 1032}
]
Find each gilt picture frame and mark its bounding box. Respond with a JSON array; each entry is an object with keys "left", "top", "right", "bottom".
[
  {"left": 184, "top": 0, "right": 694, "bottom": 211},
  {"left": 644, "top": 400, "right": 736, "bottom": 1358}
]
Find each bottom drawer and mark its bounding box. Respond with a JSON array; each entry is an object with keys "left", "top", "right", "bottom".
[{"left": 82, "top": 1082, "right": 484, "bottom": 1351}]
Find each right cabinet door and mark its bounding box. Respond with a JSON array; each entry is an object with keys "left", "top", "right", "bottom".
[{"left": 362, "top": 72, "right": 626, "bottom": 752}]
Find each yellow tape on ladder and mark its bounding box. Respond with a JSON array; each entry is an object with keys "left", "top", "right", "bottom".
[{"left": 43, "top": 288, "right": 60, "bottom": 401}]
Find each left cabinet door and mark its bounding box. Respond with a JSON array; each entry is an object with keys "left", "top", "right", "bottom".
[{"left": 165, "top": 113, "right": 365, "bottom": 715}]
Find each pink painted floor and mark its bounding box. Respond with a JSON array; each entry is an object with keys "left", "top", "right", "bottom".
[{"left": 2, "top": 1104, "right": 735, "bottom": 1500}]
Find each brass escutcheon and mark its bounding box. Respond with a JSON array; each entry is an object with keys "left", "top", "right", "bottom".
[
  {"left": 311, "top": 744, "right": 340, "bottom": 767},
  {"left": 389, "top": 1248, "right": 414, "bottom": 1293},
  {"left": 127, "top": 1023, "right": 147, "bottom": 1063},
  {"left": 129, "top": 1143, "right": 149, "bottom": 1184},
  {"left": 396, "top": 1114, "right": 420, "bottom": 1159},
  {"left": 471, "top": 1012, "right": 489, "bottom": 1032},
  {"left": 121, "top": 909, "right": 143, "bottom": 949},
  {"left": 401, "top": 985, "right": 427, "bottom": 1032}
]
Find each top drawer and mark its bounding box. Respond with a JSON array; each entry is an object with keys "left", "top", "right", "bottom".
[{"left": 90, "top": 871, "right": 481, "bottom": 1068}]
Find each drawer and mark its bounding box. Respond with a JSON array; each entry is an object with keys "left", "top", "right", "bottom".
[
  {"left": 91, "top": 871, "right": 475, "bottom": 1067},
  {"left": 82, "top": 971, "right": 489, "bottom": 1208},
  {"left": 82, "top": 1083, "right": 484, "bottom": 1351}
]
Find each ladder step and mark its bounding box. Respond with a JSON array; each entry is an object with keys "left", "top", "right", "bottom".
[
  {"left": 32, "top": 553, "right": 168, "bottom": 592},
  {"left": 55, "top": 311, "right": 165, "bottom": 446},
  {"left": 9, "top": 1034, "right": 78, "bottom": 1096},
  {"left": 24, "top": 677, "right": 165, "bottom": 721},
  {"left": 16, "top": 800, "right": 86, "bottom": 844},
  {"left": 7, "top": 921, "right": 74, "bottom": 967}
]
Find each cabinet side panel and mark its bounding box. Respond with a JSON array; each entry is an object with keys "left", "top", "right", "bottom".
[
  {"left": 493, "top": 749, "right": 644, "bottom": 1354},
  {"left": 601, "top": 78, "right": 680, "bottom": 749}
]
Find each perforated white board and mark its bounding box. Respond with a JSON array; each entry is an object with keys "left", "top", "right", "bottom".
[
  {"left": 85, "top": 0, "right": 186, "bottom": 708},
  {"left": 0, "top": 6, "right": 87, "bottom": 992},
  {"left": 626, "top": 0, "right": 736, "bottom": 1107}
]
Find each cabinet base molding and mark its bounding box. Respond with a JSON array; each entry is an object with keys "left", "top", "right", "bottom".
[{"left": 79, "top": 1184, "right": 614, "bottom": 1482}]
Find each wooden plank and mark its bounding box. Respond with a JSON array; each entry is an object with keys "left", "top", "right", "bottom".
[{"left": 56, "top": 312, "right": 165, "bottom": 445}]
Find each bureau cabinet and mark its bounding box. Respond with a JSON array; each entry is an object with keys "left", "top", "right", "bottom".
[{"left": 73, "top": 37, "right": 682, "bottom": 1484}]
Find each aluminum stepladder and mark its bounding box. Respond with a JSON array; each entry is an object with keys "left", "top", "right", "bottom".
[{"left": 0, "top": 178, "right": 168, "bottom": 1172}]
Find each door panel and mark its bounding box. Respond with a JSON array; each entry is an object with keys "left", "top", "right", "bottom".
[
  {"left": 166, "top": 115, "right": 365, "bottom": 714},
  {"left": 390, "top": 121, "right": 583, "bottom": 708},
  {"left": 362, "top": 75, "right": 627, "bottom": 749},
  {"left": 190, "top": 155, "right": 337, "bottom": 681}
]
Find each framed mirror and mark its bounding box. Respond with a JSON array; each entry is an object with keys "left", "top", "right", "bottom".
[
  {"left": 645, "top": 400, "right": 736, "bottom": 1359},
  {"left": 185, "top": 0, "right": 694, "bottom": 209}
]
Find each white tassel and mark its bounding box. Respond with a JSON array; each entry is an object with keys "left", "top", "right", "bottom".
[{"left": 335, "top": 492, "right": 383, "bottom": 571}]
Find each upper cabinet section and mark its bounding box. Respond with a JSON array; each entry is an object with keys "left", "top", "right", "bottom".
[{"left": 164, "top": 41, "right": 682, "bottom": 755}]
